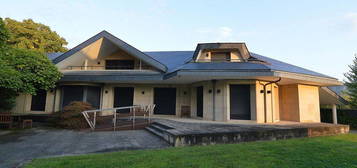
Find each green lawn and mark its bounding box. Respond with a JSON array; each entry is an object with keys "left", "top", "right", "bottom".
[{"left": 25, "top": 134, "right": 357, "bottom": 168}]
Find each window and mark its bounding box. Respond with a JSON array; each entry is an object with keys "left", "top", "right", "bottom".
[
  {"left": 105, "top": 60, "right": 134, "bottom": 69},
  {"left": 211, "top": 52, "right": 230, "bottom": 62},
  {"left": 61, "top": 86, "right": 101, "bottom": 109},
  {"left": 31, "top": 90, "right": 47, "bottom": 111}
]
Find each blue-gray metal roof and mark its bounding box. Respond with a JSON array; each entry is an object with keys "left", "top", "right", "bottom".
[
  {"left": 144, "top": 51, "right": 193, "bottom": 72},
  {"left": 251, "top": 53, "right": 335, "bottom": 79},
  {"left": 145, "top": 51, "right": 335, "bottom": 79},
  {"left": 328, "top": 85, "right": 347, "bottom": 96},
  {"left": 47, "top": 52, "right": 64, "bottom": 60},
  {"left": 48, "top": 50, "right": 336, "bottom": 80}
]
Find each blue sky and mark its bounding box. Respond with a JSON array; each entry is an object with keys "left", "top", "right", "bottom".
[{"left": 1, "top": 0, "right": 357, "bottom": 81}]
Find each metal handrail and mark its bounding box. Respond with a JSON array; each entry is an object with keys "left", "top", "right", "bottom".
[{"left": 82, "top": 104, "right": 155, "bottom": 131}]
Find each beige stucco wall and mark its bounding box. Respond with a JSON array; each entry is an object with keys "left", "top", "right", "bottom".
[
  {"left": 11, "top": 81, "right": 320, "bottom": 124},
  {"left": 298, "top": 85, "right": 320, "bottom": 122},
  {"left": 56, "top": 38, "right": 154, "bottom": 71},
  {"left": 100, "top": 84, "right": 191, "bottom": 117},
  {"left": 279, "top": 85, "right": 300, "bottom": 122},
  {"left": 57, "top": 38, "right": 104, "bottom": 70},
  {"left": 196, "top": 50, "right": 245, "bottom": 63},
  {"left": 279, "top": 84, "right": 320, "bottom": 122},
  {"left": 10, "top": 88, "right": 60, "bottom": 114},
  {"left": 191, "top": 80, "right": 262, "bottom": 122},
  {"left": 254, "top": 81, "right": 280, "bottom": 123}
]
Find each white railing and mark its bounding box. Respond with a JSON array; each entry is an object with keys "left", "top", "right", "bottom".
[{"left": 82, "top": 104, "right": 155, "bottom": 131}]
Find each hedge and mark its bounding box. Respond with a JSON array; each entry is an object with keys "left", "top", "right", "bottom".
[{"left": 321, "top": 108, "right": 357, "bottom": 129}]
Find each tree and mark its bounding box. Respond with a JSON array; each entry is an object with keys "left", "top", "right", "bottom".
[
  {"left": 0, "top": 17, "right": 9, "bottom": 48},
  {"left": 0, "top": 18, "right": 62, "bottom": 112},
  {"left": 4, "top": 18, "right": 68, "bottom": 53},
  {"left": 344, "top": 54, "right": 357, "bottom": 108}
]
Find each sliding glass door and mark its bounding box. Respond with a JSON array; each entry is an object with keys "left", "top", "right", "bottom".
[{"left": 61, "top": 85, "right": 101, "bottom": 109}]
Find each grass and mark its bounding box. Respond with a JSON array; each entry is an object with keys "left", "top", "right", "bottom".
[{"left": 25, "top": 134, "right": 357, "bottom": 168}]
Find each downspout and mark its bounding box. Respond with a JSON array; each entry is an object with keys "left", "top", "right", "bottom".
[
  {"left": 212, "top": 80, "right": 217, "bottom": 121},
  {"left": 259, "top": 77, "right": 281, "bottom": 123},
  {"left": 52, "top": 87, "right": 57, "bottom": 113}
]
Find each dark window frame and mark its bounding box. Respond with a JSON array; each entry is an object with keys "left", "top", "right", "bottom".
[
  {"left": 211, "top": 52, "right": 231, "bottom": 62},
  {"left": 105, "top": 60, "right": 135, "bottom": 70},
  {"left": 60, "top": 85, "right": 102, "bottom": 110}
]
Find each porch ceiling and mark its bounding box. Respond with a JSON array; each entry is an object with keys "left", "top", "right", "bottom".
[{"left": 319, "top": 87, "right": 347, "bottom": 105}]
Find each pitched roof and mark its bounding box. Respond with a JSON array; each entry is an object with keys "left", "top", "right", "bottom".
[
  {"left": 145, "top": 51, "right": 336, "bottom": 79},
  {"left": 52, "top": 31, "right": 167, "bottom": 72},
  {"left": 250, "top": 53, "right": 335, "bottom": 79},
  {"left": 46, "top": 32, "right": 337, "bottom": 80},
  {"left": 144, "top": 51, "right": 193, "bottom": 72},
  {"left": 48, "top": 50, "right": 336, "bottom": 80},
  {"left": 47, "top": 52, "right": 63, "bottom": 60}
]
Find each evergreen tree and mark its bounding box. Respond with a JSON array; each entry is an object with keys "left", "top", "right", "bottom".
[{"left": 344, "top": 54, "right": 357, "bottom": 108}]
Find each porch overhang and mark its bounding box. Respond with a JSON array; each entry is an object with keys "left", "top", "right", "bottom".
[
  {"left": 164, "top": 70, "right": 342, "bottom": 86},
  {"left": 319, "top": 87, "right": 348, "bottom": 105},
  {"left": 59, "top": 70, "right": 163, "bottom": 83}
]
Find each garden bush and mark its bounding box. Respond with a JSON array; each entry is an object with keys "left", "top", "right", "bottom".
[{"left": 50, "top": 101, "right": 95, "bottom": 129}]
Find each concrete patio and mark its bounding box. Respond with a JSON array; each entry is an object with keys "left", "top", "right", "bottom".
[
  {"left": 146, "top": 118, "right": 350, "bottom": 146},
  {"left": 0, "top": 128, "right": 169, "bottom": 168}
]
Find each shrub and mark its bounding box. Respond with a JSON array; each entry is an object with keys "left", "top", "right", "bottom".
[
  {"left": 321, "top": 108, "right": 357, "bottom": 129},
  {"left": 50, "top": 101, "right": 95, "bottom": 129}
]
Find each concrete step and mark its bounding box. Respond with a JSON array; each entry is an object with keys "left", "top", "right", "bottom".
[
  {"left": 145, "top": 122, "right": 176, "bottom": 145},
  {"left": 145, "top": 127, "right": 165, "bottom": 138}
]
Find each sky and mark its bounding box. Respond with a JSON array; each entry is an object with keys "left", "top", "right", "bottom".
[{"left": 1, "top": 0, "right": 357, "bottom": 81}]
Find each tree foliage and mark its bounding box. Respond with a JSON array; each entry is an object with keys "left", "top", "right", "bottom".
[
  {"left": 0, "top": 47, "right": 62, "bottom": 94},
  {"left": 0, "top": 18, "right": 62, "bottom": 112},
  {"left": 344, "top": 54, "right": 357, "bottom": 108},
  {"left": 4, "top": 18, "right": 68, "bottom": 53},
  {"left": 0, "top": 17, "right": 9, "bottom": 48}
]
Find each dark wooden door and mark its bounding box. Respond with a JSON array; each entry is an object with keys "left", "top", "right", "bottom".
[
  {"left": 230, "top": 85, "right": 251, "bottom": 120},
  {"left": 196, "top": 86, "right": 203, "bottom": 117},
  {"left": 154, "top": 88, "right": 176, "bottom": 115},
  {"left": 114, "top": 87, "right": 134, "bottom": 113}
]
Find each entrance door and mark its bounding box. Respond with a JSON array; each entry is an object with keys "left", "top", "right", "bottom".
[
  {"left": 154, "top": 88, "right": 176, "bottom": 115},
  {"left": 230, "top": 85, "right": 251, "bottom": 120},
  {"left": 114, "top": 87, "right": 134, "bottom": 113},
  {"left": 196, "top": 86, "right": 203, "bottom": 117}
]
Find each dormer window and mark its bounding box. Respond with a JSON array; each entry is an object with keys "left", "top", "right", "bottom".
[
  {"left": 193, "top": 43, "right": 259, "bottom": 63},
  {"left": 211, "top": 52, "right": 231, "bottom": 62}
]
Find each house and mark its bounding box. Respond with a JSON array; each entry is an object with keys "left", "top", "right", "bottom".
[{"left": 10, "top": 31, "right": 346, "bottom": 123}]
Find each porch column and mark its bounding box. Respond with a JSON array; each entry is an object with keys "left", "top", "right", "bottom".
[
  {"left": 332, "top": 104, "right": 337, "bottom": 124},
  {"left": 84, "top": 59, "right": 88, "bottom": 70}
]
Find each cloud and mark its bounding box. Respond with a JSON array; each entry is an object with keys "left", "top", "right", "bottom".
[
  {"left": 196, "top": 26, "right": 235, "bottom": 41},
  {"left": 344, "top": 12, "right": 357, "bottom": 31},
  {"left": 218, "top": 27, "right": 233, "bottom": 38}
]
